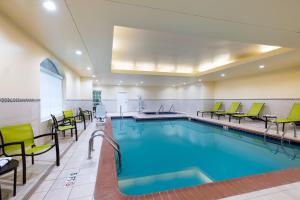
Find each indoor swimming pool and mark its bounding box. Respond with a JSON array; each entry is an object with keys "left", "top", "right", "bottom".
[{"left": 112, "top": 118, "right": 300, "bottom": 195}]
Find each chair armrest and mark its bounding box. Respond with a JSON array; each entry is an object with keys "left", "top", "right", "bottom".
[
  {"left": 0, "top": 141, "right": 25, "bottom": 148},
  {"left": 33, "top": 133, "right": 55, "bottom": 139},
  {"left": 0, "top": 141, "right": 25, "bottom": 157}
]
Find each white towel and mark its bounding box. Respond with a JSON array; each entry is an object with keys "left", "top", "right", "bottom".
[{"left": 0, "top": 157, "right": 12, "bottom": 168}]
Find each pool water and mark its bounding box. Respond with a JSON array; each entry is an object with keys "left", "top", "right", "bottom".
[{"left": 112, "top": 118, "right": 300, "bottom": 195}]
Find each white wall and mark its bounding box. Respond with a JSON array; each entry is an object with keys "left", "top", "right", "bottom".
[
  {"left": 94, "top": 83, "right": 215, "bottom": 113},
  {"left": 94, "top": 83, "right": 212, "bottom": 100},
  {"left": 214, "top": 66, "right": 300, "bottom": 99},
  {"left": 0, "top": 13, "right": 92, "bottom": 134}
]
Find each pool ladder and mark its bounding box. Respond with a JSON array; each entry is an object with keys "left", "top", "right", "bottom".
[
  {"left": 264, "top": 122, "right": 297, "bottom": 145},
  {"left": 157, "top": 104, "right": 164, "bottom": 114},
  {"left": 169, "top": 104, "right": 175, "bottom": 112},
  {"left": 88, "top": 130, "right": 122, "bottom": 170}
]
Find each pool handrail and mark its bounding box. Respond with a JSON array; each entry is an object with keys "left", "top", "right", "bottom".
[
  {"left": 157, "top": 104, "right": 164, "bottom": 113},
  {"left": 88, "top": 130, "right": 122, "bottom": 170},
  {"left": 169, "top": 104, "right": 175, "bottom": 112}
]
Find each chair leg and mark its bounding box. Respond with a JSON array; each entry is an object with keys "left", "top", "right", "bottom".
[
  {"left": 75, "top": 127, "right": 78, "bottom": 141},
  {"left": 63, "top": 131, "right": 65, "bottom": 137},
  {"left": 71, "top": 128, "right": 73, "bottom": 137},
  {"left": 13, "top": 168, "right": 17, "bottom": 196},
  {"left": 282, "top": 123, "right": 285, "bottom": 132},
  {"left": 54, "top": 133, "right": 60, "bottom": 166},
  {"left": 31, "top": 154, "right": 34, "bottom": 165},
  {"left": 21, "top": 154, "right": 26, "bottom": 184},
  {"left": 239, "top": 118, "right": 241, "bottom": 124},
  {"left": 83, "top": 118, "right": 86, "bottom": 130},
  {"left": 0, "top": 184, "right": 2, "bottom": 200}
]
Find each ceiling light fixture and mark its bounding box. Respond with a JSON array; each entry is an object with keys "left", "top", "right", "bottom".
[
  {"left": 92, "top": 75, "right": 96, "bottom": 78},
  {"left": 183, "top": 82, "right": 186, "bottom": 85},
  {"left": 259, "top": 45, "right": 281, "bottom": 53},
  {"left": 75, "top": 50, "right": 82, "bottom": 55},
  {"left": 87, "top": 67, "right": 91, "bottom": 71},
  {"left": 198, "top": 54, "right": 233, "bottom": 72},
  {"left": 43, "top": 1, "right": 56, "bottom": 11},
  {"left": 259, "top": 65, "right": 265, "bottom": 69},
  {"left": 140, "top": 81, "right": 143, "bottom": 84},
  {"left": 95, "top": 80, "right": 99, "bottom": 82},
  {"left": 198, "top": 78, "right": 202, "bottom": 82},
  {"left": 221, "top": 73, "right": 226, "bottom": 77}
]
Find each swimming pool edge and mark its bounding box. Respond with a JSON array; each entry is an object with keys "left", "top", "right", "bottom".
[{"left": 94, "top": 117, "right": 300, "bottom": 200}]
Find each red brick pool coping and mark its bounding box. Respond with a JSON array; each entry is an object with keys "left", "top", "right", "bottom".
[{"left": 94, "top": 118, "right": 300, "bottom": 200}]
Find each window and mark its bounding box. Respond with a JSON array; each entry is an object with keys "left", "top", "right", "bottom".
[
  {"left": 40, "top": 59, "right": 63, "bottom": 120},
  {"left": 93, "top": 90, "right": 101, "bottom": 107}
]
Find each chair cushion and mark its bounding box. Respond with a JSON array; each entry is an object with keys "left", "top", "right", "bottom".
[
  {"left": 272, "top": 118, "right": 293, "bottom": 123},
  {"left": 0, "top": 124, "right": 34, "bottom": 153},
  {"left": 25, "top": 144, "right": 52, "bottom": 154},
  {"left": 58, "top": 125, "right": 74, "bottom": 131}
]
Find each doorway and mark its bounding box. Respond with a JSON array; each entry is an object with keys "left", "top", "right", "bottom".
[{"left": 116, "top": 92, "right": 128, "bottom": 113}]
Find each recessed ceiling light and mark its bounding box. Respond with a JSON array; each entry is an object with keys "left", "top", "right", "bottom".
[
  {"left": 75, "top": 50, "right": 82, "bottom": 55},
  {"left": 183, "top": 82, "right": 186, "bottom": 85},
  {"left": 119, "top": 80, "right": 123, "bottom": 83},
  {"left": 259, "top": 65, "right": 265, "bottom": 69},
  {"left": 117, "top": 83, "right": 121, "bottom": 86},
  {"left": 43, "top": 1, "right": 56, "bottom": 11},
  {"left": 221, "top": 73, "right": 226, "bottom": 77},
  {"left": 140, "top": 81, "right": 143, "bottom": 84},
  {"left": 172, "top": 84, "right": 176, "bottom": 87},
  {"left": 92, "top": 75, "right": 96, "bottom": 78},
  {"left": 198, "top": 78, "right": 202, "bottom": 82},
  {"left": 95, "top": 80, "right": 99, "bottom": 82},
  {"left": 135, "top": 83, "right": 138, "bottom": 86},
  {"left": 87, "top": 67, "right": 91, "bottom": 71}
]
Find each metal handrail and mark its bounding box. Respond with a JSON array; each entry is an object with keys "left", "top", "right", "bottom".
[
  {"left": 169, "top": 104, "right": 175, "bottom": 112},
  {"left": 157, "top": 104, "right": 164, "bottom": 113},
  {"left": 88, "top": 130, "right": 122, "bottom": 170}
]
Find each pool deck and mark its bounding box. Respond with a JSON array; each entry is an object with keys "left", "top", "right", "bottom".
[{"left": 94, "top": 113, "right": 300, "bottom": 200}]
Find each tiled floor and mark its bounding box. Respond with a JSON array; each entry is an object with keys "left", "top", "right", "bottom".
[
  {"left": 221, "top": 182, "right": 300, "bottom": 200},
  {"left": 27, "top": 121, "right": 102, "bottom": 200}
]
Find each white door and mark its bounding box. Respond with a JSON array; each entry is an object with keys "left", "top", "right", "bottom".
[{"left": 116, "top": 92, "right": 128, "bottom": 113}]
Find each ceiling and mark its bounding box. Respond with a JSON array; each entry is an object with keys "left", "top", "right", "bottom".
[{"left": 0, "top": 0, "right": 300, "bottom": 86}]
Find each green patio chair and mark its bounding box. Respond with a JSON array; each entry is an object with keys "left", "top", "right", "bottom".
[
  {"left": 197, "top": 102, "right": 222, "bottom": 118},
  {"left": 266, "top": 103, "right": 300, "bottom": 137},
  {"left": 63, "top": 110, "right": 86, "bottom": 130},
  {"left": 0, "top": 124, "right": 59, "bottom": 184},
  {"left": 232, "top": 103, "right": 265, "bottom": 124},
  {"left": 51, "top": 114, "right": 78, "bottom": 141},
  {"left": 79, "top": 107, "right": 93, "bottom": 122},
  {"left": 215, "top": 102, "right": 241, "bottom": 121}
]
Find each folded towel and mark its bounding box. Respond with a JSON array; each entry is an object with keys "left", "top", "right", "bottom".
[{"left": 0, "top": 157, "right": 12, "bottom": 168}]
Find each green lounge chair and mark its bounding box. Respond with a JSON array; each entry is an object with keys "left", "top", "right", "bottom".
[
  {"left": 51, "top": 114, "right": 78, "bottom": 141},
  {"left": 215, "top": 102, "right": 241, "bottom": 121},
  {"left": 232, "top": 103, "right": 265, "bottom": 124},
  {"left": 63, "top": 110, "right": 86, "bottom": 130},
  {"left": 266, "top": 103, "right": 300, "bottom": 137},
  {"left": 0, "top": 124, "right": 59, "bottom": 184},
  {"left": 79, "top": 107, "right": 93, "bottom": 122},
  {"left": 197, "top": 102, "right": 222, "bottom": 118}
]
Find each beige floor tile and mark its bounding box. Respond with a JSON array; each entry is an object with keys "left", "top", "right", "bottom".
[
  {"left": 28, "top": 191, "right": 47, "bottom": 200},
  {"left": 68, "top": 183, "right": 95, "bottom": 199},
  {"left": 44, "top": 188, "right": 72, "bottom": 200},
  {"left": 35, "top": 180, "right": 55, "bottom": 193}
]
